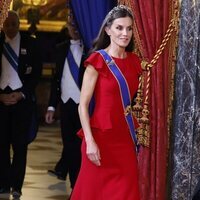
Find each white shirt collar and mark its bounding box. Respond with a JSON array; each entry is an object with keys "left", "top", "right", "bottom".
[{"left": 70, "top": 39, "right": 81, "bottom": 45}]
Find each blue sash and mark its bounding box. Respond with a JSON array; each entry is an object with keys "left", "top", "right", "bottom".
[
  {"left": 3, "top": 42, "right": 19, "bottom": 72},
  {"left": 66, "top": 48, "right": 80, "bottom": 89},
  {"left": 98, "top": 50, "right": 139, "bottom": 153}
]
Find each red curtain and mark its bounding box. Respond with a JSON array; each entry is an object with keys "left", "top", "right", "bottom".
[{"left": 118, "top": 0, "right": 177, "bottom": 199}]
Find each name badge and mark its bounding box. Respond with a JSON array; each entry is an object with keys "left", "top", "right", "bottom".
[
  {"left": 21, "top": 48, "right": 27, "bottom": 55},
  {"left": 25, "top": 66, "right": 32, "bottom": 74}
]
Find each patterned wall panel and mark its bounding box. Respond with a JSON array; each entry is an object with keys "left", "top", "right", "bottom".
[{"left": 171, "top": 0, "right": 200, "bottom": 199}]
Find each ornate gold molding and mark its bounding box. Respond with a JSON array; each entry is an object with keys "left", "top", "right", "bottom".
[
  {"left": 0, "top": 0, "right": 12, "bottom": 31},
  {"left": 167, "top": 0, "right": 179, "bottom": 148},
  {"left": 19, "top": 19, "right": 66, "bottom": 32}
]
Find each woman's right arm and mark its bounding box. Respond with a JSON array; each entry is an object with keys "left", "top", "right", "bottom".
[{"left": 79, "top": 65, "right": 101, "bottom": 166}]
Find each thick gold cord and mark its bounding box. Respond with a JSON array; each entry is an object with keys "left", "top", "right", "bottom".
[{"left": 145, "top": 15, "right": 179, "bottom": 69}]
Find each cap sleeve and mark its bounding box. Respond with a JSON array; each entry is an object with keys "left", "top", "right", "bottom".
[{"left": 84, "top": 52, "right": 108, "bottom": 77}]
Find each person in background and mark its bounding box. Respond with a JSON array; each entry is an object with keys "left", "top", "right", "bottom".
[
  {"left": 0, "top": 10, "right": 42, "bottom": 199},
  {"left": 45, "top": 22, "right": 85, "bottom": 192},
  {"left": 71, "top": 5, "right": 142, "bottom": 200}
]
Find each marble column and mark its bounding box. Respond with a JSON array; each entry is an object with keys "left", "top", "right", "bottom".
[{"left": 171, "top": 0, "right": 200, "bottom": 200}]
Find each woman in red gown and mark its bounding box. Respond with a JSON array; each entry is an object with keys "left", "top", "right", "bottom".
[{"left": 71, "top": 5, "right": 142, "bottom": 200}]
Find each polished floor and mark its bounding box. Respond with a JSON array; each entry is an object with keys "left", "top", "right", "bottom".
[{"left": 0, "top": 123, "right": 71, "bottom": 200}]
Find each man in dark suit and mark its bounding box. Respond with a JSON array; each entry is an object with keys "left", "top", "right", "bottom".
[
  {"left": 45, "top": 23, "right": 84, "bottom": 190},
  {"left": 0, "top": 11, "right": 42, "bottom": 198}
]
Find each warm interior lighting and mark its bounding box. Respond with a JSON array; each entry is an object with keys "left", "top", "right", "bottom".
[{"left": 22, "top": 0, "right": 47, "bottom": 6}]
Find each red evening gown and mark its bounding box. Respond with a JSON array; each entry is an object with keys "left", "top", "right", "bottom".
[{"left": 71, "top": 51, "right": 142, "bottom": 200}]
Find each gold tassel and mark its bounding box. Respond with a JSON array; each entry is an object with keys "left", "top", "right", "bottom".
[
  {"left": 132, "top": 62, "right": 150, "bottom": 147},
  {"left": 137, "top": 104, "right": 150, "bottom": 147},
  {"left": 132, "top": 76, "right": 143, "bottom": 119}
]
